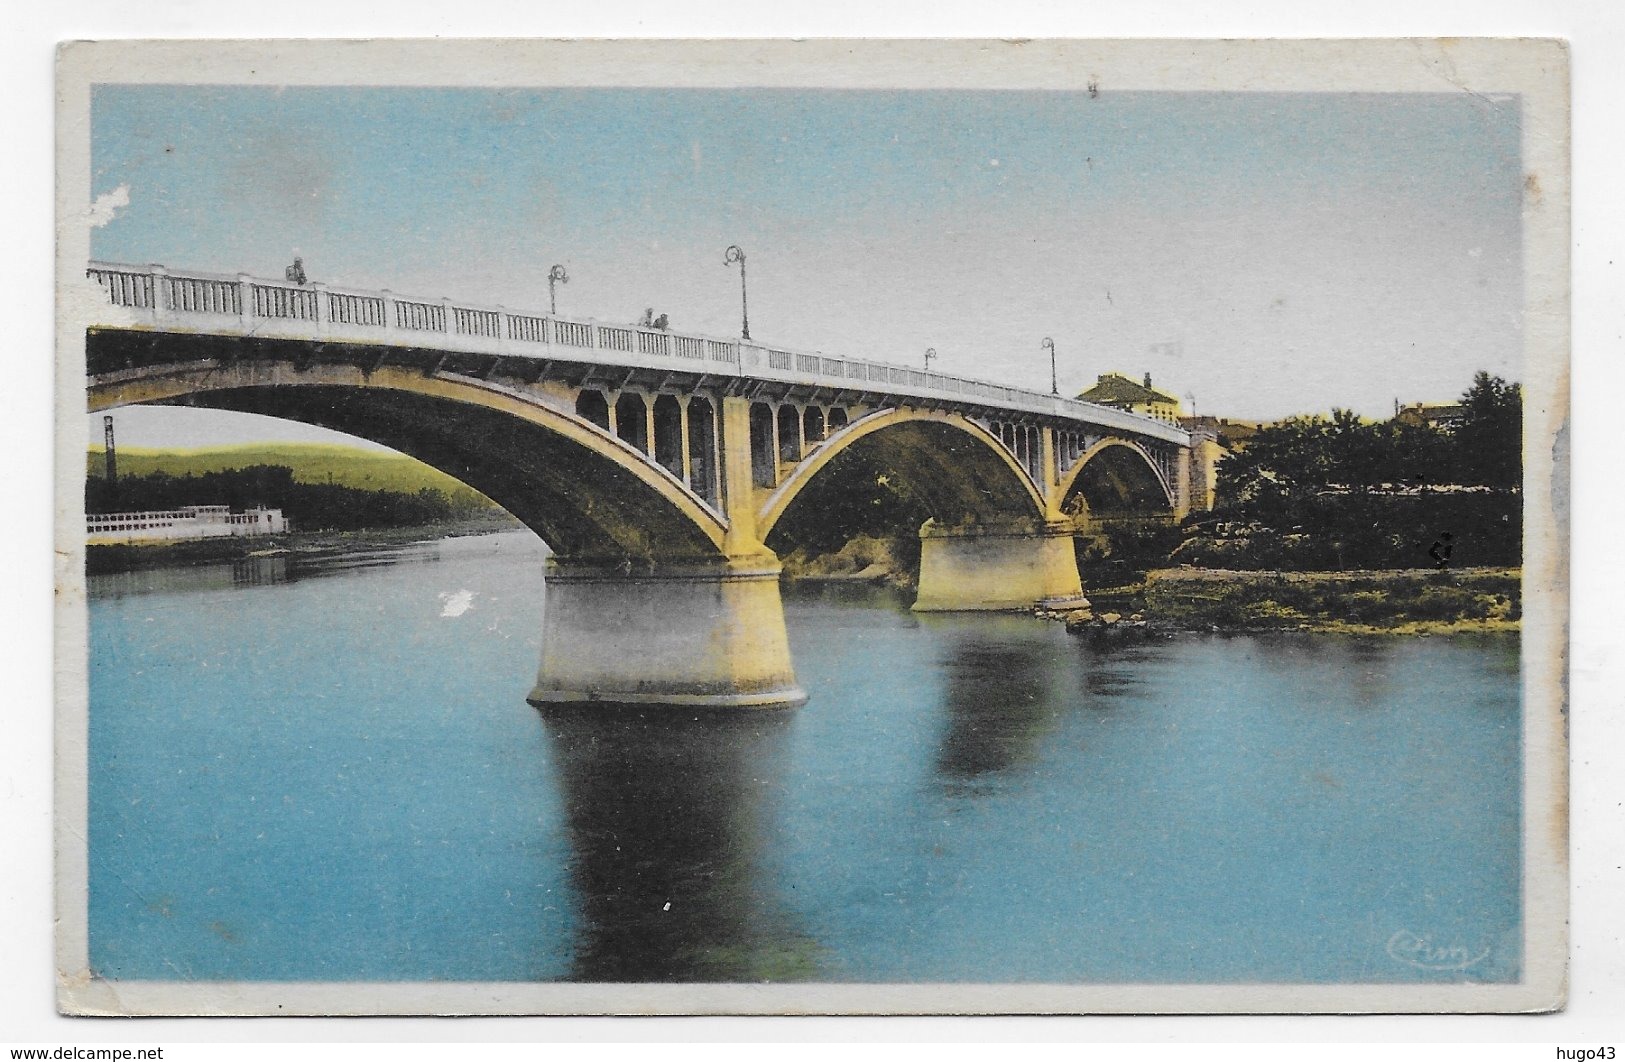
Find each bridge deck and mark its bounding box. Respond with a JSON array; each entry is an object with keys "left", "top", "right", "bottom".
[{"left": 84, "top": 262, "right": 1189, "bottom": 447}]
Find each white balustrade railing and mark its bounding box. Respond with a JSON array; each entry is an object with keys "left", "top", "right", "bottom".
[
  {"left": 252, "top": 283, "right": 318, "bottom": 321},
  {"left": 597, "top": 325, "right": 635, "bottom": 354},
  {"left": 327, "top": 290, "right": 386, "bottom": 327},
  {"left": 454, "top": 307, "right": 501, "bottom": 339},
  {"left": 163, "top": 274, "right": 240, "bottom": 315},
  {"left": 506, "top": 313, "right": 547, "bottom": 344},
  {"left": 553, "top": 320, "right": 592, "bottom": 348},
  {"left": 394, "top": 299, "right": 444, "bottom": 332},
  {"left": 84, "top": 261, "right": 1189, "bottom": 445},
  {"left": 92, "top": 266, "right": 156, "bottom": 309}
]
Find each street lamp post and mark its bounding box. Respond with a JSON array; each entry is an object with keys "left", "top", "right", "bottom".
[
  {"left": 1042, "top": 337, "right": 1058, "bottom": 395},
  {"left": 547, "top": 265, "right": 569, "bottom": 316},
  {"left": 924, "top": 347, "right": 937, "bottom": 372},
  {"left": 724, "top": 245, "right": 750, "bottom": 340}
]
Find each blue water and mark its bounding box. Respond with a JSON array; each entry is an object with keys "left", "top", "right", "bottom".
[{"left": 88, "top": 531, "right": 1521, "bottom": 983}]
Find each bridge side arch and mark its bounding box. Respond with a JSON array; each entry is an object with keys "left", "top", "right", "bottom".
[
  {"left": 88, "top": 354, "right": 729, "bottom": 563},
  {"left": 755, "top": 408, "right": 1048, "bottom": 543},
  {"left": 1054, "top": 437, "right": 1176, "bottom": 519}
]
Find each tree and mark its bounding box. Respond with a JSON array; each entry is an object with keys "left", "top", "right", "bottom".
[
  {"left": 1205, "top": 372, "right": 1523, "bottom": 569},
  {"left": 1451, "top": 372, "right": 1522, "bottom": 488}
]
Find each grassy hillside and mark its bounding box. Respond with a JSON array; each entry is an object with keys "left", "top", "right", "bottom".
[{"left": 87, "top": 443, "right": 499, "bottom": 510}]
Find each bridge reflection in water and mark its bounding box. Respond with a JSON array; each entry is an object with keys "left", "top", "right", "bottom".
[
  {"left": 540, "top": 704, "right": 821, "bottom": 982},
  {"left": 538, "top": 611, "right": 1160, "bottom": 982},
  {"left": 932, "top": 628, "right": 1069, "bottom": 783}
]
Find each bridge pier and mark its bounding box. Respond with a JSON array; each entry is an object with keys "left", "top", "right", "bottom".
[
  {"left": 529, "top": 556, "right": 807, "bottom": 710},
  {"left": 912, "top": 519, "right": 1086, "bottom": 612}
]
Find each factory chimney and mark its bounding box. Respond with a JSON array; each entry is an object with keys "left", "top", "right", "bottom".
[{"left": 103, "top": 414, "right": 118, "bottom": 486}]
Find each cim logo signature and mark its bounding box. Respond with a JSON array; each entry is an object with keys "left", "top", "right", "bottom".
[{"left": 1385, "top": 929, "right": 1491, "bottom": 972}]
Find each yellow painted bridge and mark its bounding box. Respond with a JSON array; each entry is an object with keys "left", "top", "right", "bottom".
[{"left": 85, "top": 262, "right": 1221, "bottom": 709}]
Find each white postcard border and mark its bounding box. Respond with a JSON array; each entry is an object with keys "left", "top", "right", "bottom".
[{"left": 53, "top": 36, "right": 1571, "bottom": 1016}]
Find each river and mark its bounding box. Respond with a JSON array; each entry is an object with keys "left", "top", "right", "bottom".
[{"left": 87, "top": 530, "right": 1521, "bottom": 984}]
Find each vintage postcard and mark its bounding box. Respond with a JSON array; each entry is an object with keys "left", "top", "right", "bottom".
[{"left": 54, "top": 38, "right": 1569, "bottom": 1015}]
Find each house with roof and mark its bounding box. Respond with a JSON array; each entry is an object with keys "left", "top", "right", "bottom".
[
  {"left": 1179, "top": 414, "right": 1261, "bottom": 451},
  {"left": 1394, "top": 401, "right": 1465, "bottom": 431},
  {"left": 1076, "top": 372, "right": 1183, "bottom": 424}
]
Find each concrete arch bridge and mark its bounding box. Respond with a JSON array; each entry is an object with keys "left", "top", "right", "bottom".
[{"left": 84, "top": 262, "right": 1219, "bottom": 709}]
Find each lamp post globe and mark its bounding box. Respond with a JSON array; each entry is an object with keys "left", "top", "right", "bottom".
[
  {"left": 547, "top": 264, "right": 569, "bottom": 316},
  {"left": 724, "top": 245, "right": 750, "bottom": 340}
]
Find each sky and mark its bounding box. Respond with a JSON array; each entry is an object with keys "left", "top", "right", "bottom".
[{"left": 85, "top": 85, "right": 1523, "bottom": 448}]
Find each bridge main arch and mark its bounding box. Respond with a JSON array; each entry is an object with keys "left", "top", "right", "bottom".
[
  {"left": 87, "top": 330, "right": 803, "bottom": 708},
  {"left": 90, "top": 359, "right": 728, "bottom": 563}
]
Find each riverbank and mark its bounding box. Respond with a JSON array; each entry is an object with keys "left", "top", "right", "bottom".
[
  {"left": 90, "top": 520, "right": 1522, "bottom": 636},
  {"left": 85, "top": 510, "right": 526, "bottom": 575},
  {"left": 782, "top": 530, "right": 1521, "bottom": 634},
  {"left": 1044, "top": 566, "right": 1521, "bottom": 636}
]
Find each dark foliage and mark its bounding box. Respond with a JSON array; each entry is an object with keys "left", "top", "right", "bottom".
[
  {"left": 1076, "top": 520, "right": 1185, "bottom": 586},
  {"left": 763, "top": 448, "right": 933, "bottom": 574},
  {"left": 1174, "top": 492, "right": 1520, "bottom": 571},
  {"left": 1453, "top": 371, "right": 1524, "bottom": 489},
  {"left": 1219, "top": 373, "right": 1523, "bottom": 508},
  {"left": 1196, "top": 373, "right": 1524, "bottom": 570}
]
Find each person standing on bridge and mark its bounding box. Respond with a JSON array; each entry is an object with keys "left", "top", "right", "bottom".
[{"left": 285, "top": 256, "right": 307, "bottom": 285}]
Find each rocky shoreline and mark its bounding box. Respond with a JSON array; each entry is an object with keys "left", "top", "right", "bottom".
[
  {"left": 1030, "top": 566, "right": 1521, "bottom": 637},
  {"left": 1033, "top": 602, "right": 1160, "bottom": 639}
]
